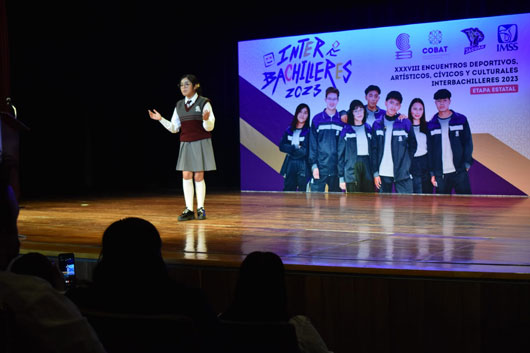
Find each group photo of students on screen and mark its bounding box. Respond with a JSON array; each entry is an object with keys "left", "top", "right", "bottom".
[{"left": 279, "top": 84, "right": 473, "bottom": 195}]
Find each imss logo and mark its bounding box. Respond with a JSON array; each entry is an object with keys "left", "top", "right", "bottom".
[{"left": 497, "top": 24, "right": 519, "bottom": 52}]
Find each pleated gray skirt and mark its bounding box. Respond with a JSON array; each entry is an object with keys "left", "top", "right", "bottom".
[{"left": 176, "top": 138, "right": 217, "bottom": 172}]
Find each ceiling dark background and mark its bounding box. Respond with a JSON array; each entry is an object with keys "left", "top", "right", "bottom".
[{"left": 5, "top": 0, "right": 530, "bottom": 197}]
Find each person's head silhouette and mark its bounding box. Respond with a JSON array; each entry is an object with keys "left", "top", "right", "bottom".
[
  {"left": 93, "top": 217, "right": 167, "bottom": 287},
  {"left": 225, "top": 251, "right": 288, "bottom": 321}
]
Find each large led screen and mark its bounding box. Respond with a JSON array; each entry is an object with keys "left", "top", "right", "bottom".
[{"left": 238, "top": 13, "right": 530, "bottom": 196}]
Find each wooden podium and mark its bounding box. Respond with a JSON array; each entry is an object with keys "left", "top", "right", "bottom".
[{"left": 0, "top": 109, "right": 29, "bottom": 200}]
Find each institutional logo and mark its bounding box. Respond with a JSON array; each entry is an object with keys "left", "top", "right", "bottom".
[
  {"left": 497, "top": 24, "right": 518, "bottom": 51},
  {"left": 423, "top": 30, "right": 447, "bottom": 54},
  {"left": 498, "top": 24, "right": 518, "bottom": 42},
  {"left": 395, "top": 33, "right": 412, "bottom": 59},
  {"left": 462, "top": 27, "right": 486, "bottom": 54},
  {"left": 263, "top": 52, "right": 275, "bottom": 67},
  {"left": 429, "top": 30, "right": 443, "bottom": 45}
]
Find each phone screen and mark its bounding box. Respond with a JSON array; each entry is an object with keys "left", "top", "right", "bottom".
[{"left": 58, "top": 253, "right": 75, "bottom": 287}]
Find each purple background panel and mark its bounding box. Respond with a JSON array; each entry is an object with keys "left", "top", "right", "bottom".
[
  {"left": 240, "top": 144, "right": 284, "bottom": 191},
  {"left": 468, "top": 159, "right": 526, "bottom": 196},
  {"left": 239, "top": 76, "right": 293, "bottom": 145}
]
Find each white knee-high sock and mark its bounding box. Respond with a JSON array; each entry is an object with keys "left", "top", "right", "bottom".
[
  {"left": 195, "top": 180, "right": 206, "bottom": 209},
  {"left": 183, "top": 179, "right": 194, "bottom": 211}
]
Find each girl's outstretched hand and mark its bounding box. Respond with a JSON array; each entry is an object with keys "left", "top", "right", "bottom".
[{"left": 148, "top": 109, "right": 162, "bottom": 121}]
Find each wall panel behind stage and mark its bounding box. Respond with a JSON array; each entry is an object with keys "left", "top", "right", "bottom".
[{"left": 238, "top": 13, "right": 530, "bottom": 196}]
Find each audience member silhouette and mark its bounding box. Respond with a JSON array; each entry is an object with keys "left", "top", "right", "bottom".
[
  {"left": 80, "top": 216, "right": 171, "bottom": 313},
  {"left": 221, "top": 251, "right": 289, "bottom": 321},
  {"left": 9, "top": 252, "right": 65, "bottom": 291},
  {"left": 220, "top": 251, "right": 333, "bottom": 353},
  {"left": 67, "top": 217, "right": 216, "bottom": 318},
  {"left": 65, "top": 216, "right": 218, "bottom": 352},
  {"left": 0, "top": 163, "right": 106, "bottom": 353}
]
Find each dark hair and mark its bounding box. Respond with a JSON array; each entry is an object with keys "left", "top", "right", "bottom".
[
  {"left": 346, "top": 99, "right": 367, "bottom": 125},
  {"left": 100, "top": 217, "right": 162, "bottom": 259},
  {"left": 180, "top": 74, "right": 202, "bottom": 95},
  {"left": 10, "top": 252, "right": 57, "bottom": 286},
  {"left": 433, "top": 89, "right": 451, "bottom": 100},
  {"left": 290, "top": 103, "right": 310, "bottom": 130},
  {"left": 407, "top": 98, "right": 428, "bottom": 134},
  {"left": 365, "top": 85, "right": 381, "bottom": 95},
  {"left": 386, "top": 90, "right": 403, "bottom": 104},
  {"left": 222, "top": 251, "right": 288, "bottom": 322},
  {"left": 325, "top": 86, "right": 339, "bottom": 98},
  {"left": 93, "top": 217, "right": 167, "bottom": 286}
]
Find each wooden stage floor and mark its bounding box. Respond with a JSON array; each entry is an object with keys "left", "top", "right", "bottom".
[{"left": 16, "top": 191, "right": 530, "bottom": 280}]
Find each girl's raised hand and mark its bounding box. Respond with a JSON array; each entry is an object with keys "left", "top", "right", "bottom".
[{"left": 148, "top": 109, "right": 162, "bottom": 121}]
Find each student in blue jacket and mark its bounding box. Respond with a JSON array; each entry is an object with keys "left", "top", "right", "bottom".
[
  {"left": 340, "top": 85, "right": 386, "bottom": 126},
  {"left": 427, "top": 89, "right": 473, "bottom": 194},
  {"left": 408, "top": 98, "right": 433, "bottom": 194},
  {"left": 371, "top": 91, "right": 417, "bottom": 193},
  {"left": 279, "top": 104, "right": 311, "bottom": 192},
  {"left": 364, "top": 85, "right": 387, "bottom": 127},
  {"left": 338, "top": 100, "right": 373, "bottom": 193},
  {"left": 309, "top": 87, "right": 345, "bottom": 192}
]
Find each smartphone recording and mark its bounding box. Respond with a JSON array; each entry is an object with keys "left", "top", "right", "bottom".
[{"left": 58, "top": 252, "right": 76, "bottom": 288}]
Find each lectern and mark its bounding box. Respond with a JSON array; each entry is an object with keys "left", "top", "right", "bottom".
[{"left": 0, "top": 105, "right": 29, "bottom": 200}]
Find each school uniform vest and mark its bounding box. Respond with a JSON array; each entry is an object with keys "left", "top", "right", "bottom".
[{"left": 176, "top": 96, "right": 212, "bottom": 142}]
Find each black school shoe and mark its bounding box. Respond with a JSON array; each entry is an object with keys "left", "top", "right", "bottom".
[
  {"left": 178, "top": 208, "right": 195, "bottom": 221},
  {"left": 197, "top": 207, "right": 206, "bottom": 220}
]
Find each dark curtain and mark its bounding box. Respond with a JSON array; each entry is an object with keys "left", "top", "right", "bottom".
[{"left": 0, "top": 0, "right": 8, "bottom": 105}]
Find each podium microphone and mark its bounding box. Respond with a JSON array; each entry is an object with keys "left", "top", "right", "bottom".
[{"left": 6, "top": 97, "right": 17, "bottom": 118}]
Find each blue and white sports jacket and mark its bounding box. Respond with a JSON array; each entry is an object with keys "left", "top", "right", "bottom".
[
  {"left": 427, "top": 110, "right": 473, "bottom": 176},
  {"left": 337, "top": 123, "right": 373, "bottom": 183},
  {"left": 279, "top": 126, "right": 310, "bottom": 176},
  {"left": 309, "top": 109, "right": 345, "bottom": 177},
  {"left": 371, "top": 115, "right": 417, "bottom": 182}
]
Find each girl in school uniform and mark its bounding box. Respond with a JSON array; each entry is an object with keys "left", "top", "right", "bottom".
[
  {"left": 279, "top": 103, "right": 311, "bottom": 191},
  {"left": 407, "top": 98, "right": 432, "bottom": 194},
  {"left": 148, "top": 74, "right": 216, "bottom": 221},
  {"left": 338, "top": 99, "right": 373, "bottom": 193}
]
